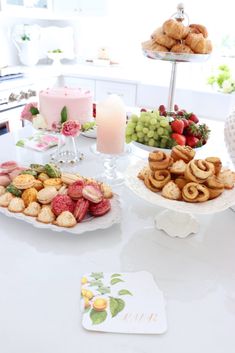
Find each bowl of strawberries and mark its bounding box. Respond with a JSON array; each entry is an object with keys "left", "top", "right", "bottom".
[{"left": 126, "top": 104, "right": 210, "bottom": 151}]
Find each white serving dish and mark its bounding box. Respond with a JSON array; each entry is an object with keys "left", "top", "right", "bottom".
[
  {"left": 125, "top": 160, "right": 235, "bottom": 238},
  {"left": 0, "top": 195, "right": 121, "bottom": 235}
]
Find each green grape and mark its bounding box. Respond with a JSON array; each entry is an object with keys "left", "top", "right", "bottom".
[
  {"left": 139, "top": 112, "right": 148, "bottom": 123},
  {"left": 126, "top": 127, "right": 134, "bottom": 135},
  {"left": 143, "top": 127, "right": 149, "bottom": 134},
  {"left": 153, "top": 131, "right": 159, "bottom": 139},
  {"left": 160, "top": 119, "right": 169, "bottom": 128},
  {"left": 150, "top": 125, "right": 156, "bottom": 131},
  {"left": 157, "top": 127, "right": 164, "bottom": 136},
  {"left": 131, "top": 133, "right": 138, "bottom": 141},
  {"left": 130, "top": 115, "right": 139, "bottom": 123},
  {"left": 150, "top": 118, "right": 157, "bottom": 125},
  {"left": 148, "top": 138, "right": 155, "bottom": 147},
  {"left": 138, "top": 137, "right": 144, "bottom": 143},
  {"left": 126, "top": 136, "right": 132, "bottom": 144},
  {"left": 137, "top": 131, "right": 144, "bottom": 139},
  {"left": 82, "top": 121, "right": 96, "bottom": 131},
  {"left": 127, "top": 122, "right": 136, "bottom": 129},
  {"left": 147, "top": 130, "right": 154, "bottom": 138},
  {"left": 144, "top": 136, "right": 149, "bottom": 142},
  {"left": 136, "top": 124, "right": 143, "bottom": 132}
]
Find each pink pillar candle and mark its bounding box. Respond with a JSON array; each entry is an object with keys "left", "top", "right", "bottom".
[{"left": 96, "top": 95, "right": 126, "bottom": 154}]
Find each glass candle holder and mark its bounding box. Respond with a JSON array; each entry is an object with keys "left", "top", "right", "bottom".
[
  {"left": 95, "top": 95, "right": 127, "bottom": 186},
  {"left": 51, "top": 134, "right": 84, "bottom": 166}
]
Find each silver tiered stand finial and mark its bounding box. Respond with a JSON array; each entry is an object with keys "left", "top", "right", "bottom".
[{"left": 167, "top": 3, "right": 187, "bottom": 112}]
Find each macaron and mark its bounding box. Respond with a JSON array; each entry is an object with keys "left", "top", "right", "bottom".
[
  {"left": 12, "top": 174, "right": 35, "bottom": 190},
  {"left": 82, "top": 185, "right": 103, "bottom": 203},
  {"left": 9, "top": 167, "right": 27, "bottom": 181},
  {"left": 0, "top": 185, "right": 6, "bottom": 196},
  {"left": 67, "top": 180, "right": 85, "bottom": 200},
  {"left": 21, "top": 187, "right": 38, "bottom": 207},
  {"left": 0, "top": 173, "right": 11, "bottom": 187},
  {"left": 37, "top": 186, "right": 58, "bottom": 204},
  {"left": 43, "top": 178, "right": 62, "bottom": 190},
  {"left": 0, "top": 161, "right": 18, "bottom": 173},
  {"left": 61, "top": 172, "right": 83, "bottom": 185},
  {"left": 51, "top": 194, "right": 75, "bottom": 216}
]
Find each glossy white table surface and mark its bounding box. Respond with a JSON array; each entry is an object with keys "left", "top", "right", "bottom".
[{"left": 0, "top": 121, "right": 235, "bottom": 353}]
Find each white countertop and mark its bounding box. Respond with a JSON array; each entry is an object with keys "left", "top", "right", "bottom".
[{"left": 0, "top": 119, "right": 235, "bottom": 353}]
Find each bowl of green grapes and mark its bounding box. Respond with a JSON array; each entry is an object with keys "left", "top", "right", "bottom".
[{"left": 125, "top": 105, "right": 210, "bottom": 151}]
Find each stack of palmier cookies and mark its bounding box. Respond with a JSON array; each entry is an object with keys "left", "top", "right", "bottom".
[
  {"left": 142, "top": 19, "right": 212, "bottom": 54},
  {"left": 138, "top": 145, "right": 235, "bottom": 202}
]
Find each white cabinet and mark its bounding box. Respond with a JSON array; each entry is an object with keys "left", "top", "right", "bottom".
[
  {"left": 52, "top": 0, "right": 107, "bottom": 16},
  {"left": 0, "top": 106, "right": 23, "bottom": 133},
  {"left": 60, "top": 75, "right": 137, "bottom": 106},
  {"left": 96, "top": 80, "right": 136, "bottom": 106}
]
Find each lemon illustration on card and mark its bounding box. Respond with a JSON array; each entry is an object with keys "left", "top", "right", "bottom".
[{"left": 81, "top": 271, "right": 167, "bottom": 334}]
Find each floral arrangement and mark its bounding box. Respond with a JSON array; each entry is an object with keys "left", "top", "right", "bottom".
[
  {"left": 21, "top": 103, "right": 81, "bottom": 137},
  {"left": 207, "top": 65, "right": 235, "bottom": 94}
]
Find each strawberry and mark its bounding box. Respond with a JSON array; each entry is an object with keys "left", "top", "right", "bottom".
[
  {"left": 171, "top": 133, "right": 186, "bottom": 146},
  {"left": 182, "top": 118, "right": 189, "bottom": 128},
  {"left": 188, "top": 113, "right": 199, "bottom": 124},
  {"left": 186, "top": 136, "right": 199, "bottom": 148},
  {"left": 140, "top": 108, "right": 147, "bottom": 112},
  {"left": 159, "top": 104, "right": 166, "bottom": 112},
  {"left": 93, "top": 103, "right": 96, "bottom": 118},
  {"left": 184, "top": 121, "right": 197, "bottom": 136},
  {"left": 171, "top": 119, "right": 184, "bottom": 134},
  {"left": 158, "top": 104, "right": 166, "bottom": 116},
  {"left": 177, "top": 110, "right": 184, "bottom": 117}
]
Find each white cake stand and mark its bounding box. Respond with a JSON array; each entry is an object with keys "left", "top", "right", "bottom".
[{"left": 125, "top": 160, "right": 235, "bottom": 238}]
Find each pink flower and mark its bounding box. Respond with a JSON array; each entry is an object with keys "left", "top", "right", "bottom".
[
  {"left": 51, "top": 121, "right": 62, "bottom": 132},
  {"left": 21, "top": 102, "right": 39, "bottom": 122},
  {"left": 61, "top": 120, "right": 81, "bottom": 137}
]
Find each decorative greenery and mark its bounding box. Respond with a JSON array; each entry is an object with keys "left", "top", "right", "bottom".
[
  {"left": 207, "top": 65, "right": 235, "bottom": 93},
  {"left": 21, "top": 34, "right": 30, "bottom": 41},
  {"left": 48, "top": 49, "right": 63, "bottom": 53},
  {"left": 60, "top": 106, "right": 68, "bottom": 124},
  {"left": 118, "top": 289, "right": 133, "bottom": 296},
  {"left": 110, "top": 277, "right": 124, "bottom": 285},
  {"left": 109, "top": 297, "right": 125, "bottom": 318},
  {"left": 90, "top": 309, "right": 107, "bottom": 325}
]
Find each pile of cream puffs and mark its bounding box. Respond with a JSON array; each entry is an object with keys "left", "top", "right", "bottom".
[
  {"left": 0, "top": 161, "right": 113, "bottom": 228},
  {"left": 142, "top": 18, "right": 212, "bottom": 54}
]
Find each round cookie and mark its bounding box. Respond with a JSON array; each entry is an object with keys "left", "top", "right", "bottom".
[{"left": 12, "top": 174, "right": 35, "bottom": 189}]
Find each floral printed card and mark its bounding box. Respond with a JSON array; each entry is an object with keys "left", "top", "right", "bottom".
[
  {"left": 16, "top": 132, "right": 60, "bottom": 152},
  {"left": 81, "top": 271, "right": 167, "bottom": 334}
]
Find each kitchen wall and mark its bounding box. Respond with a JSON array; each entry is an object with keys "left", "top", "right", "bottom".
[
  {"left": 0, "top": 16, "right": 78, "bottom": 67},
  {"left": 0, "top": 1, "right": 235, "bottom": 92}
]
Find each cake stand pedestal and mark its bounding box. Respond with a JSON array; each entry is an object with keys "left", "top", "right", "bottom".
[
  {"left": 154, "top": 209, "right": 199, "bottom": 238},
  {"left": 143, "top": 50, "right": 210, "bottom": 112},
  {"left": 125, "top": 160, "right": 235, "bottom": 239}
]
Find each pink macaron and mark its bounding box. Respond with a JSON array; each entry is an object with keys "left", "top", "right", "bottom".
[
  {"left": 0, "top": 173, "right": 11, "bottom": 187},
  {"left": 9, "top": 167, "right": 27, "bottom": 181},
  {"left": 0, "top": 161, "right": 18, "bottom": 173}
]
